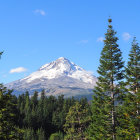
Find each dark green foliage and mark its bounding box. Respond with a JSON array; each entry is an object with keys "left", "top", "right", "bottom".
[
  {"left": 52, "top": 95, "right": 65, "bottom": 131},
  {"left": 0, "top": 84, "right": 23, "bottom": 139},
  {"left": 37, "top": 128, "right": 46, "bottom": 140},
  {"left": 49, "top": 132, "right": 63, "bottom": 140},
  {"left": 16, "top": 89, "right": 85, "bottom": 139},
  {"left": 0, "top": 52, "right": 23, "bottom": 139},
  {"left": 1, "top": 32, "right": 140, "bottom": 139},
  {"left": 31, "top": 91, "right": 38, "bottom": 109},
  {"left": 117, "top": 37, "right": 140, "bottom": 139},
  {"left": 23, "top": 128, "right": 35, "bottom": 140},
  {"left": 89, "top": 18, "right": 124, "bottom": 139},
  {"left": 23, "top": 127, "right": 46, "bottom": 140},
  {"left": 125, "top": 37, "right": 140, "bottom": 93},
  {"left": 64, "top": 101, "right": 90, "bottom": 140}
]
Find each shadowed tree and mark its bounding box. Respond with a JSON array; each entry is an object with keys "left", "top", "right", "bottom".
[{"left": 64, "top": 102, "right": 90, "bottom": 140}]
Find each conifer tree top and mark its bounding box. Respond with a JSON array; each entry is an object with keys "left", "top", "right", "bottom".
[{"left": 108, "top": 18, "right": 112, "bottom": 24}]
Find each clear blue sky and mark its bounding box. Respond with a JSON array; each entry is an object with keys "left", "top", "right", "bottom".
[{"left": 0, "top": 0, "right": 140, "bottom": 84}]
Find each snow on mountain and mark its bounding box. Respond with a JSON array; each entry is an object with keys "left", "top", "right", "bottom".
[
  {"left": 21, "top": 57, "right": 96, "bottom": 84},
  {"left": 6, "top": 57, "right": 97, "bottom": 98}
]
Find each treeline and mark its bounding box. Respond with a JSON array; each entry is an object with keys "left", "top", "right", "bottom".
[
  {"left": 0, "top": 87, "right": 90, "bottom": 139},
  {"left": 17, "top": 90, "right": 90, "bottom": 139},
  {"left": 0, "top": 18, "right": 140, "bottom": 140}
]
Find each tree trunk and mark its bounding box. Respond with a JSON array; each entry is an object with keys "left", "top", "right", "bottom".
[
  {"left": 111, "top": 72, "right": 115, "bottom": 140},
  {"left": 111, "top": 91, "right": 115, "bottom": 140},
  {"left": 136, "top": 87, "right": 139, "bottom": 140}
]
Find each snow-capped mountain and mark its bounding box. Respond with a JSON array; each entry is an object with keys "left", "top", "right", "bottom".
[{"left": 6, "top": 57, "right": 97, "bottom": 98}]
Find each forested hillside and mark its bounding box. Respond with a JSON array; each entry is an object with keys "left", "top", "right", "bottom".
[{"left": 0, "top": 18, "right": 140, "bottom": 140}]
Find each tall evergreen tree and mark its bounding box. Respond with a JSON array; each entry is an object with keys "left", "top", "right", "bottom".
[
  {"left": 0, "top": 84, "right": 23, "bottom": 139},
  {"left": 117, "top": 37, "right": 140, "bottom": 139},
  {"left": 31, "top": 91, "right": 38, "bottom": 109},
  {"left": 52, "top": 95, "right": 65, "bottom": 131},
  {"left": 0, "top": 52, "right": 23, "bottom": 139},
  {"left": 23, "top": 128, "right": 35, "bottom": 140},
  {"left": 37, "top": 90, "right": 45, "bottom": 128},
  {"left": 24, "top": 91, "right": 32, "bottom": 127},
  {"left": 126, "top": 37, "right": 140, "bottom": 95},
  {"left": 37, "top": 127, "right": 46, "bottom": 140},
  {"left": 89, "top": 18, "right": 124, "bottom": 140},
  {"left": 64, "top": 102, "right": 90, "bottom": 140}
]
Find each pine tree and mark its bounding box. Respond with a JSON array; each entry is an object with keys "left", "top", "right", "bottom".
[
  {"left": 40, "top": 89, "right": 45, "bottom": 103},
  {"left": 23, "top": 128, "right": 35, "bottom": 140},
  {"left": 31, "top": 91, "right": 38, "bottom": 109},
  {"left": 37, "top": 127, "right": 46, "bottom": 140},
  {"left": 24, "top": 91, "right": 32, "bottom": 127},
  {"left": 64, "top": 102, "right": 90, "bottom": 140},
  {"left": 0, "top": 84, "right": 23, "bottom": 139},
  {"left": 89, "top": 18, "right": 124, "bottom": 140},
  {"left": 126, "top": 37, "right": 140, "bottom": 95},
  {"left": 52, "top": 95, "right": 65, "bottom": 131},
  {"left": 24, "top": 91, "right": 30, "bottom": 114},
  {"left": 37, "top": 90, "right": 45, "bottom": 128},
  {"left": 49, "top": 131, "right": 64, "bottom": 140},
  {"left": 0, "top": 52, "right": 23, "bottom": 139},
  {"left": 117, "top": 37, "right": 140, "bottom": 139}
]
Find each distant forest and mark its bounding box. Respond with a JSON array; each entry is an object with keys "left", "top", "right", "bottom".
[{"left": 0, "top": 18, "right": 139, "bottom": 140}]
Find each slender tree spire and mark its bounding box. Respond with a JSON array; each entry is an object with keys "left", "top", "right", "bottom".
[
  {"left": 89, "top": 18, "right": 124, "bottom": 140},
  {"left": 118, "top": 37, "right": 140, "bottom": 139}
]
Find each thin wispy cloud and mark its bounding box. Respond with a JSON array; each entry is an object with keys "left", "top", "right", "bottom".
[
  {"left": 97, "top": 37, "right": 104, "bottom": 42},
  {"left": 10, "top": 67, "right": 27, "bottom": 74},
  {"left": 34, "top": 9, "right": 46, "bottom": 16},
  {"left": 78, "top": 40, "right": 89, "bottom": 44},
  {"left": 122, "top": 32, "right": 131, "bottom": 41}
]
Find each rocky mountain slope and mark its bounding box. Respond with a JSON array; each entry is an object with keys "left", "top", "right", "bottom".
[{"left": 6, "top": 57, "right": 97, "bottom": 98}]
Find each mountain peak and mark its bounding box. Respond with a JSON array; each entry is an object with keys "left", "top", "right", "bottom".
[
  {"left": 21, "top": 57, "right": 96, "bottom": 85},
  {"left": 56, "top": 57, "right": 71, "bottom": 65},
  {"left": 6, "top": 57, "right": 97, "bottom": 98},
  {"left": 57, "top": 57, "right": 67, "bottom": 60},
  {"left": 39, "top": 57, "right": 72, "bottom": 71},
  {"left": 56, "top": 57, "right": 72, "bottom": 65}
]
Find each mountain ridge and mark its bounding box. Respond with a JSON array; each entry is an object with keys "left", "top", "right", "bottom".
[{"left": 6, "top": 57, "right": 97, "bottom": 98}]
